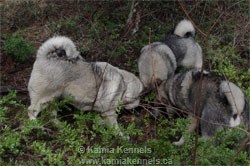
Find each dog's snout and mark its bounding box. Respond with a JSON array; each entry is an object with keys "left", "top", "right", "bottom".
[{"left": 56, "top": 49, "right": 66, "bottom": 57}]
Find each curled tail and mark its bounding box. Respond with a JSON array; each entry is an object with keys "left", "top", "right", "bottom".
[
  {"left": 174, "top": 19, "right": 195, "bottom": 38},
  {"left": 37, "top": 36, "right": 81, "bottom": 60}
]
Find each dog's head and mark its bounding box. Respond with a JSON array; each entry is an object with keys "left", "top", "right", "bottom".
[
  {"left": 37, "top": 36, "right": 81, "bottom": 61},
  {"left": 219, "top": 81, "right": 249, "bottom": 128}
]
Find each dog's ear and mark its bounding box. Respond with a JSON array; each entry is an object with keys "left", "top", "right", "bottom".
[{"left": 55, "top": 49, "right": 66, "bottom": 57}]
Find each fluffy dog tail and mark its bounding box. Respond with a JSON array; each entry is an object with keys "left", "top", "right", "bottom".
[
  {"left": 174, "top": 19, "right": 195, "bottom": 38},
  {"left": 220, "top": 81, "right": 248, "bottom": 127},
  {"left": 37, "top": 36, "right": 81, "bottom": 60}
]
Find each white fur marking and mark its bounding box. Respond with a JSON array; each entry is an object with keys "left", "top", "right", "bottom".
[
  {"left": 37, "top": 36, "right": 80, "bottom": 59},
  {"left": 173, "top": 137, "right": 185, "bottom": 146},
  {"left": 174, "top": 19, "right": 195, "bottom": 37},
  {"left": 230, "top": 115, "right": 241, "bottom": 127},
  {"left": 220, "top": 81, "right": 245, "bottom": 114}
]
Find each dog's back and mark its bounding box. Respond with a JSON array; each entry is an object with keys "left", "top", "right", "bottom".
[
  {"left": 92, "top": 62, "right": 143, "bottom": 109},
  {"left": 117, "top": 68, "right": 143, "bottom": 109}
]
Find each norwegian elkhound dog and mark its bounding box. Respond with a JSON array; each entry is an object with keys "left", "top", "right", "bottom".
[
  {"left": 138, "top": 19, "right": 203, "bottom": 88},
  {"left": 158, "top": 69, "right": 249, "bottom": 145},
  {"left": 28, "top": 36, "right": 143, "bottom": 138}
]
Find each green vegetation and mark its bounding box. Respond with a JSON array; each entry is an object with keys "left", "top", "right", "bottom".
[
  {"left": 0, "top": 93, "right": 249, "bottom": 165},
  {"left": 1, "top": 1, "right": 249, "bottom": 165},
  {"left": 206, "top": 36, "right": 250, "bottom": 96},
  {"left": 49, "top": 16, "right": 81, "bottom": 35},
  {"left": 2, "top": 33, "right": 35, "bottom": 63}
]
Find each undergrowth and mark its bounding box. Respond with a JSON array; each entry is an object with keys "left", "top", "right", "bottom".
[
  {"left": 2, "top": 33, "right": 35, "bottom": 63},
  {"left": 206, "top": 36, "right": 250, "bottom": 97},
  {"left": 1, "top": 1, "right": 249, "bottom": 165},
  {"left": 0, "top": 92, "right": 249, "bottom": 165}
]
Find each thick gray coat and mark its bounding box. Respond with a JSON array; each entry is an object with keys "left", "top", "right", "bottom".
[{"left": 28, "top": 36, "right": 143, "bottom": 137}]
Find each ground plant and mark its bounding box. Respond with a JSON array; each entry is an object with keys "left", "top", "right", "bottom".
[{"left": 1, "top": 1, "right": 249, "bottom": 165}]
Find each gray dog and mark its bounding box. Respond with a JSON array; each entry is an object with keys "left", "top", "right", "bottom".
[
  {"left": 158, "top": 69, "right": 249, "bottom": 145},
  {"left": 138, "top": 19, "right": 203, "bottom": 88},
  {"left": 28, "top": 36, "right": 143, "bottom": 138}
]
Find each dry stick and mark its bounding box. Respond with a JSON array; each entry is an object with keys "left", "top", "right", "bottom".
[
  {"left": 209, "top": 3, "right": 250, "bottom": 164},
  {"left": 148, "top": 27, "right": 157, "bottom": 90},
  {"left": 126, "top": 0, "right": 136, "bottom": 24},
  {"left": 110, "top": 14, "right": 137, "bottom": 58},
  {"left": 92, "top": 1, "right": 140, "bottom": 111},
  {"left": 223, "top": 74, "right": 241, "bottom": 114},
  {"left": 177, "top": 1, "right": 211, "bottom": 165},
  {"left": 178, "top": 2, "right": 250, "bottom": 165},
  {"left": 178, "top": 2, "right": 213, "bottom": 165},
  {"left": 149, "top": 28, "right": 159, "bottom": 97},
  {"left": 147, "top": 99, "right": 250, "bottom": 134},
  {"left": 90, "top": 2, "right": 141, "bottom": 123},
  {"left": 148, "top": 27, "right": 151, "bottom": 45},
  {"left": 138, "top": 99, "right": 250, "bottom": 136},
  {"left": 177, "top": 1, "right": 207, "bottom": 165},
  {"left": 229, "top": 135, "right": 250, "bottom": 166},
  {"left": 177, "top": 0, "right": 207, "bottom": 38},
  {"left": 193, "top": 79, "right": 202, "bottom": 165},
  {"left": 148, "top": 27, "right": 162, "bottom": 102},
  {"left": 91, "top": 0, "right": 138, "bottom": 112}
]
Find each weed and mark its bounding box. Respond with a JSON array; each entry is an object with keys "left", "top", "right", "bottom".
[
  {"left": 2, "top": 33, "right": 35, "bottom": 63},
  {"left": 145, "top": 92, "right": 157, "bottom": 102},
  {"left": 0, "top": 91, "right": 249, "bottom": 165},
  {"left": 48, "top": 16, "right": 81, "bottom": 35},
  {"left": 1, "top": 1, "right": 250, "bottom": 165},
  {"left": 206, "top": 36, "right": 250, "bottom": 97}
]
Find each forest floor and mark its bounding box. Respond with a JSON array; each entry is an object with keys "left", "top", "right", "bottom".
[{"left": 1, "top": 1, "right": 249, "bottom": 165}]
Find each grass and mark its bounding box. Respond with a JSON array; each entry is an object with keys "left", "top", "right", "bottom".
[{"left": 1, "top": 1, "right": 249, "bottom": 165}]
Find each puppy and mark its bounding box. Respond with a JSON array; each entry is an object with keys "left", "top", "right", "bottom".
[
  {"left": 28, "top": 36, "right": 143, "bottom": 138},
  {"left": 138, "top": 19, "right": 202, "bottom": 88},
  {"left": 158, "top": 69, "right": 249, "bottom": 145}
]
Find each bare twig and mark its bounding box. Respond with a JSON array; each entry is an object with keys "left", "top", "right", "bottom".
[
  {"left": 140, "top": 100, "right": 250, "bottom": 136},
  {"left": 177, "top": 0, "right": 208, "bottom": 38},
  {"left": 126, "top": 0, "right": 136, "bottom": 25},
  {"left": 176, "top": 1, "right": 217, "bottom": 164},
  {"left": 229, "top": 135, "right": 250, "bottom": 166}
]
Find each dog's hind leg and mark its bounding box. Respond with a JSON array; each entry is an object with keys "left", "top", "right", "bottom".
[
  {"left": 28, "top": 92, "right": 61, "bottom": 120},
  {"left": 28, "top": 103, "right": 42, "bottom": 120},
  {"left": 173, "top": 116, "right": 197, "bottom": 146},
  {"left": 101, "top": 110, "right": 129, "bottom": 140}
]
